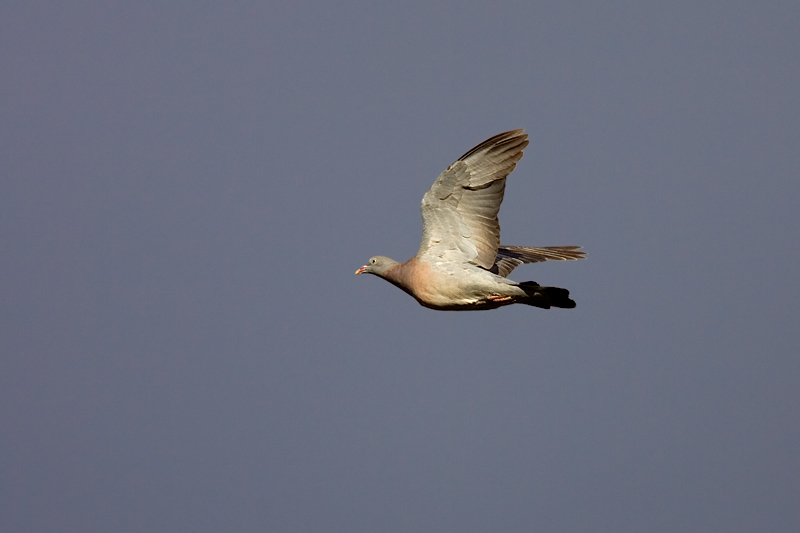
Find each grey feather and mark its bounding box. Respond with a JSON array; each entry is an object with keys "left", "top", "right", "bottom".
[{"left": 492, "top": 245, "right": 586, "bottom": 277}]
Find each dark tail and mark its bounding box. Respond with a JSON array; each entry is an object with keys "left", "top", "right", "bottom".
[{"left": 518, "top": 281, "right": 576, "bottom": 309}]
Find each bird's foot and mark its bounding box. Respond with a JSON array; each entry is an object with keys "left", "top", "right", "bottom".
[{"left": 487, "top": 295, "right": 513, "bottom": 303}]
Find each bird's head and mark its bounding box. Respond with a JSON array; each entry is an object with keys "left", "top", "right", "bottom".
[{"left": 355, "top": 256, "right": 398, "bottom": 277}]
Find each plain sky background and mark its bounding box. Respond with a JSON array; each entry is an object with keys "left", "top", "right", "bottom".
[{"left": 2, "top": 2, "right": 799, "bottom": 531}]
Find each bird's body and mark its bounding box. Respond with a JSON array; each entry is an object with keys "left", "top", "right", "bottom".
[{"left": 356, "top": 129, "right": 584, "bottom": 311}]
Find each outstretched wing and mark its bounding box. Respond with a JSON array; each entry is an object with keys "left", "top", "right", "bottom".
[
  {"left": 492, "top": 245, "right": 586, "bottom": 277},
  {"left": 417, "top": 130, "right": 529, "bottom": 269}
]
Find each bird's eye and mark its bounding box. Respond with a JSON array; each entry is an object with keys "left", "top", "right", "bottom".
[{"left": 371, "top": 258, "right": 377, "bottom": 264}]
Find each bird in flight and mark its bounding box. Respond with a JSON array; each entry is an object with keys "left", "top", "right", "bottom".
[{"left": 355, "top": 129, "right": 585, "bottom": 310}]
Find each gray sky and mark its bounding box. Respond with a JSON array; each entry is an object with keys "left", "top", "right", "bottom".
[{"left": 2, "top": 2, "right": 799, "bottom": 531}]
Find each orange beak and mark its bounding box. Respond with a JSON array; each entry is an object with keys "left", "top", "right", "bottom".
[{"left": 355, "top": 265, "right": 368, "bottom": 275}]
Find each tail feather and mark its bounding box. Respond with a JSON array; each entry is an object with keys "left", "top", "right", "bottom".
[{"left": 518, "top": 281, "right": 576, "bottom": 309}]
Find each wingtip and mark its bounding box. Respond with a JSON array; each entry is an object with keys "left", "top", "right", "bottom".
[{"left": 456, "top": 129, "right": 529, "bottom": 162}]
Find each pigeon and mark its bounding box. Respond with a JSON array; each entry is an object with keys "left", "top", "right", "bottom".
[{"left": 355, "top": 129, "right": 584, "bottom": 310}]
